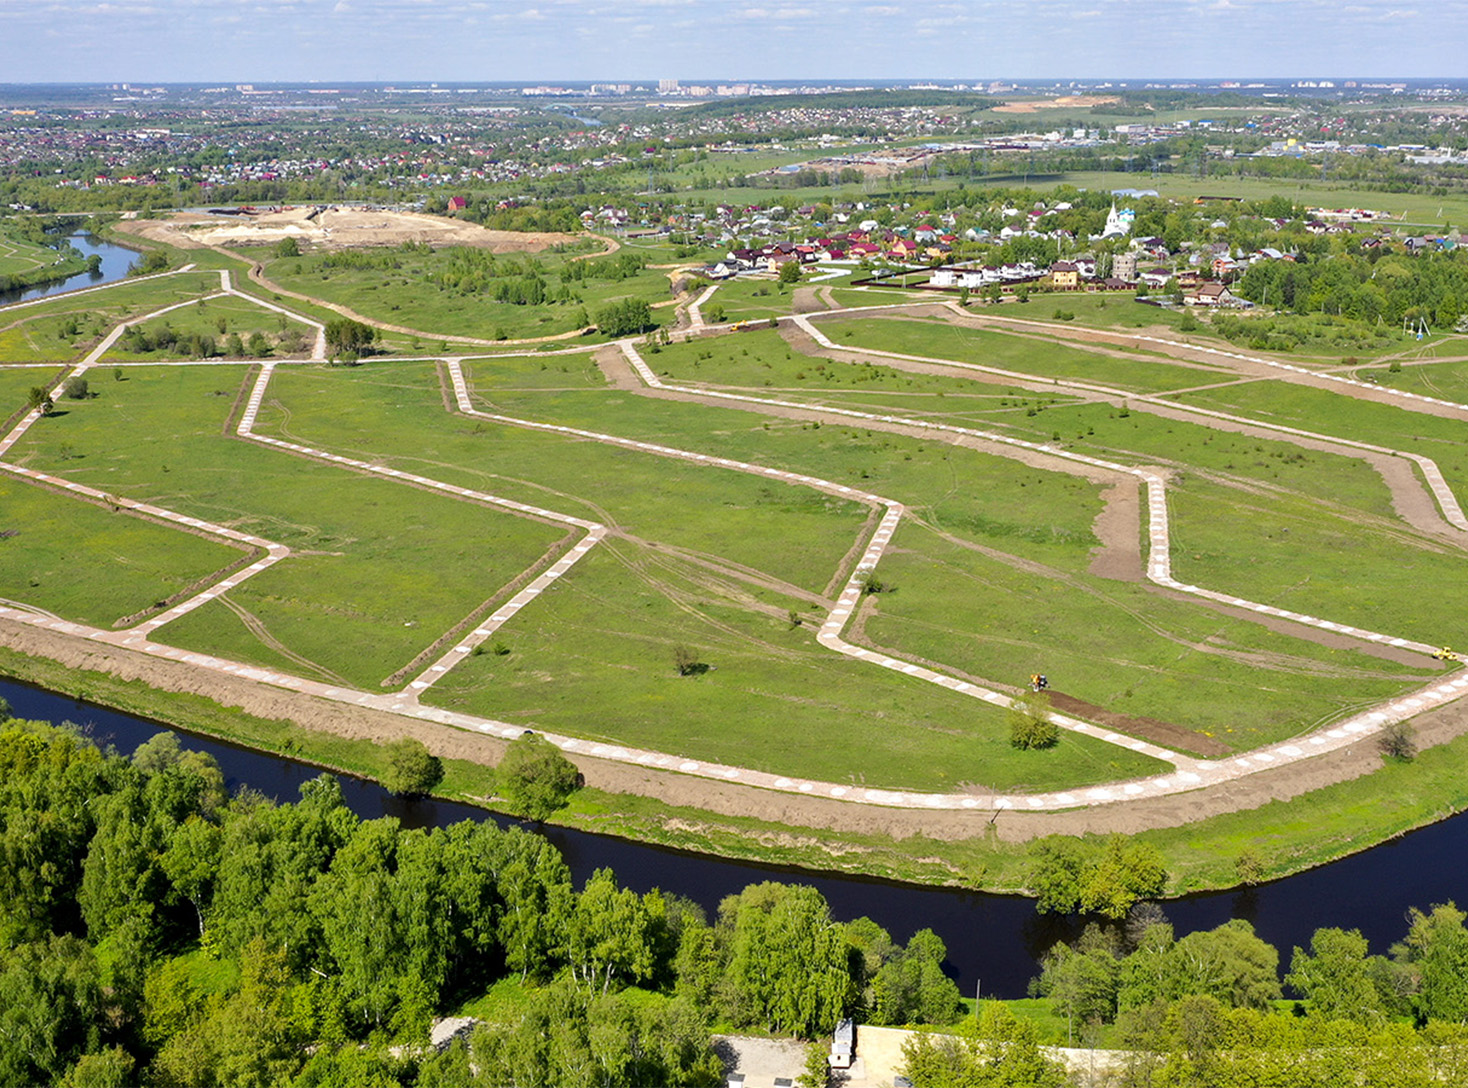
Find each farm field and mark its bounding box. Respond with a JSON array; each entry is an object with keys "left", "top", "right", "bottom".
[{"left": 0, "top": 237, "right": 1463, "bottom": 815}]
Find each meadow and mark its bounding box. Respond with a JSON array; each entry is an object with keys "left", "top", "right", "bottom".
[
  {"left": 0, "top": 230, "right": 1462, "bottom": 807},
  {"left": 257, "top": 244, "right": 680, "bottom": 342},
  {"left": 8, "top": 365, "right": 570, "bottom": 689},
  {"left": 817, "top": 314, "right": 1238, "bottom": 393}
]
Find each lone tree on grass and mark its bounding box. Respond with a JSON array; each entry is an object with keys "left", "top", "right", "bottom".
[
  {"left": 26, "top": 386, "right": 53, "bottom": 416},
  {"left": 61, "top": 376, "right": 89, "bottom": 401},
  {"left": 673, "top": 645, "right": 705, "bottom": 676},
  {"left": 498, "top": 732, "right": 580, "bottom": 822},
  {"left": 777, "top": 259, "right": 802, "bottom": 285},
  {"left": 324, "top": 317, "right": 377, "bottom": 360},
  {"left": 381, "top": 737, "right": 444, "bottom": 798},
  {"left": 1009, "top": 692, "right": 1059, "bottom": 750}
]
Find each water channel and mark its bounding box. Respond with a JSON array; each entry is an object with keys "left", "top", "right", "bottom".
[
  {"left": 2, "top": 673, "right": 1466, "bottom": 998},
  {"left": 0, "top": 231, "right": 139, "bottom": 307}
]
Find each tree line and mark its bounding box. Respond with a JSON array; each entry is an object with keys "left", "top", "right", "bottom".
[{"left": 0, "top": 715, "right": 966, "bottom": 1087}]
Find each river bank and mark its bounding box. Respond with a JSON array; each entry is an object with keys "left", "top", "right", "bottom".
[
  {"left": 0, "top": 225, "right": 144, "bottom": 306},
  {"left": 3, "top": 621, "right": 1468, "bottom": 900}
]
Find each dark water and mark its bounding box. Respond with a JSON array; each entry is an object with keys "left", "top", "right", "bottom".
[
  {"left": 3, "top": 675, "right": 1466, "bottom": 998},
  {"left": 0, "top": 232, "right": 138, "bottom": 307}
]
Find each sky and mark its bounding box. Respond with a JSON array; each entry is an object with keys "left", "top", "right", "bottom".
[{"left": 0, "top": 0, "right": 1462, "bottom": 85}]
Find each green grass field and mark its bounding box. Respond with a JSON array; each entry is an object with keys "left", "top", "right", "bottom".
[
  {"left": 263, "top": 361, "right": 870, "bottom": 595},
  {"left": 818, "top": 315, "right": 1237, "bottom": 393},
  {"left": 0, "top": 271, "right": 230, "bottom": 362},
  {"left": 8, "top": 365, "right": 571, "bottom": 689},
  {"left": 421, "top": 536, "right": 1170, "bottom": 792},
  {"left": 0, "top": 225, "right": 77, "bottom": 279},
  {"left": 0, "top": 472, "right": 246, "bottom": 627},
  {"left": 2, "top": 234, "right": 1463, "bottom": 807},
  {"left": 258, "top": 245, "right": 679, "bottom": 342},
  {"left": 99, "top": 294, "right": 317, "bottom": 360},
  {"left": 863, "top": 521, "right": 1432, "bottom": 750},
  {"left": 1170, "top": 379, "right": 1468, "bottom": 511}
]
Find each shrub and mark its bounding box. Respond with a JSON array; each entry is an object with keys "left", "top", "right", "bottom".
[
  {"left": 1009, "top": 694, "right": 1059, "bottom": 750},
  {"left": 1379, "top": 720, "right": 1416, "bottom": 761}
]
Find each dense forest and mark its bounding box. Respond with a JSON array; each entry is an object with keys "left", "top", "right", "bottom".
[{"left": 8, "top": 710, "right": 1468, "bottom": 1087}]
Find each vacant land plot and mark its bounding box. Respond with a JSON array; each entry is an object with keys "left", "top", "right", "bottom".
[
  {"left": 264, "top": 362, "right": 870, "bottom": 595},
  {"left": 0, "top": 272, "right": 230, "bottom": 362},
  {"left": 1349, "top": 355, "right": 1468, "bottom": 406},
  {"left": 259, "top": 246, "right": 676, "bottom": 341},
  {"left": 468, "top": 375, "right": 1107, "bottom": 573},
  {"left": 862, "top": 521, "right": 1433, "bottom": 751},
  {"left": 422, "top": 538, "right": 1171, "bottom": 792},
  {"left": 0, "top": 473, "right": 245, "bottom": 627},
  {"left": 100, "top": 295, "right": 317, "bottom": 361},
  {"left": 9, "top": 365, "right": 570, "bottom": 689},
  {"left": 1170, "top": 380, "right": 1468, "bottom": 511},
  {"left": 819, "top": 315, "right": 1237, "bottom": 393}
]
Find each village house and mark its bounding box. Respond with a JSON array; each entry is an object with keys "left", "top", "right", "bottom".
[{"left": 1049, "top": 261, "right": 1080, "bottom": 289}]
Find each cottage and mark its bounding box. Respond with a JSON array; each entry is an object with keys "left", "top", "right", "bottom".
[
  {"left": 1049, "top": 261, "right": 1080, "bottom": 289},
  {"left": 1186, "top": 282, "right": 1235, "bottom": 307}
]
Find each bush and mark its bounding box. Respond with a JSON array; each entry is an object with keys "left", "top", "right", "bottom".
[
  {"left": 1378, "top": 720, "right": 1416, "bottom": 761},
  {"left": 1009, "top": 693, "right": 1059, "bottom": 750},
  {"left": 61, "top": 376, "right": 89, "bottom": 401},
  {"left": 381, "top": 737, "right": 444, "bottom": 798}
]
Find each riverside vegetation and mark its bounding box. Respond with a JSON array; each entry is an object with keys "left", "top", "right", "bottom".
[{"left": 9, "top": 714, "right": 1468, "bottom": 1088}]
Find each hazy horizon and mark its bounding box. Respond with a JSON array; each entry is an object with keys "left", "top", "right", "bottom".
[{"left": 1, "top": 0, "right": 1462, "bottom": 86}]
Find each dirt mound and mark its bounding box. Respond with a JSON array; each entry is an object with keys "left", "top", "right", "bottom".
[
  {"left": 1047, "top": 691, "right": 1234, "bottom": 758},
  {"left": 115, "top": 207, "right": 591, "bottom": 254}
]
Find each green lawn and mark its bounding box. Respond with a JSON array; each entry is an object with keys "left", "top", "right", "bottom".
[
  {"left": 7, "top": 365, "right": 570, "bottom": 689},
  {"left": 423, "top": 537, "right": 1170, "bottom": 793}
]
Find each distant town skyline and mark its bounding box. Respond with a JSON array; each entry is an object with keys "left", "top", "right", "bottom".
[{"left": 0, "top": 0, "right": 1462, "bottom": 85}]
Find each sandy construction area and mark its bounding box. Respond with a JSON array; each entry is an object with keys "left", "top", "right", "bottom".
[
  {"left": 993, "top": 95, "right": 1121, "bottom": 113},
  {"left": 114, "top": 206, "right": 587, "bottom": 253}
]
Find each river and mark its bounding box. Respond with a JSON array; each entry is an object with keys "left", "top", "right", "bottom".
[
  {"left": 2, "top": 675, "right": 1465, "bottom": 998},
  {"left": 0, "top": 231, "right": 139, "bottom": 307}
]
